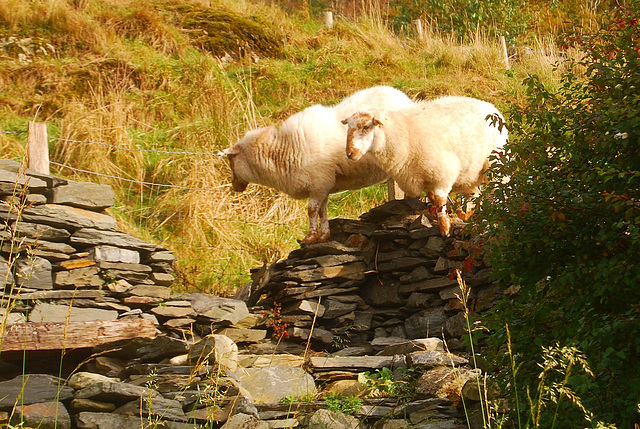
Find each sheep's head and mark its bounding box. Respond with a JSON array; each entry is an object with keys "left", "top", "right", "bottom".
[
  {"left": 342, "top": 112, "right": 382, "bottom": 161},
  {"left": 222, "top": 144, "right": 249, "bottom": 192}
]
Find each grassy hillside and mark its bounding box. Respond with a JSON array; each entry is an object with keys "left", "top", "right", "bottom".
[{"left": 0, "top": 0, "right": 578, "bottom": 296}]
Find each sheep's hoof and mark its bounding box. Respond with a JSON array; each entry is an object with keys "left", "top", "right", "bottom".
[
  {"left": 455, "top": 208, "right": 475, "bottom": 222},
  {"left": 438, "top": 216, "right": 452, "bottom": 237},
  {"left": 317, "top": 232, "right": 331, "bottom": 243}
]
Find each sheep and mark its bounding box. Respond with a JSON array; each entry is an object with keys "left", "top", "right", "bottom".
[
  {"left": 342, "top": 95, "right": 507, "bottom": 237},
  {"left": 222, "top": 86, "right": 413, "bottom": 244}
]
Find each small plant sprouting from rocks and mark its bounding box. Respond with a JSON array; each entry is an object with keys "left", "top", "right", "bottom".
[
  {"left": 262, "top": 302, "right": 288, "bottom": 340},
  {"left": 358, "top": 367, "right": 415, "bottom": 400},
  {"left": 324, "top": 392, "right": 363, "bottom": 416}
]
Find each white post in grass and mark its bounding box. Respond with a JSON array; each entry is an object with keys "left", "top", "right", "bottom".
[
  {"left": 322, "top": 10, "right": 334, "bottom": 29},
  {"left": 387, "top": 180, "right": 405, "bottom": 201},
  {"left": 27, "top": 121, "right": 49, "bottom": 175},
  {"left": 499, "top": 35, "right": 510, "bottom": 69},
  {"left": 412, "top": 19, "right": 424, "bottom": 41}
]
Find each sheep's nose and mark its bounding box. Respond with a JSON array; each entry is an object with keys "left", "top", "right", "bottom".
[{"left": 346, "top": 151, "right": 354, "bottom": 159}]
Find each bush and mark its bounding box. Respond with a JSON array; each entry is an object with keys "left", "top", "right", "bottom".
[{"left": 477, "top": 1, "right": 640, "bottom": 426}]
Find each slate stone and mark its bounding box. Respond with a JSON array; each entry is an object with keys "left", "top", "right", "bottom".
[
  {"left": 50, "top": 181, "right": 114, "bottom": 209},
  {"left": 6, "top": 238, "right": 76, "bottom": 261},
  {"left": 53, "top": 266, "right": 103, "bottom": 288},
  {"left": 75, "top": 412, "right": 194, "bottom": 429},
  {"left": 11, "top": 401, "right": 71, "bottom": 429},
  {"left": 15, "top": 256, "right": 52, "bottom": 290},
  {"left": 379, "top": 338, "right": 445, "bottom": 356},
  {"left": 29, "top": 303, "right": 118, "bottom": 323},
  {"left": 150, "top": 272, "right": 174, "bottom": 286},
  {"left": 20, "top": 204, "right": 117, "bottom": 231},
  {"left": 237, "top": 365, "right": 316, "bottom": 403},
  {"left": 216, "top": 327, "right": 267, "bottom": 343},
  {"left": 146, "top": 250, "right": 176, "bottom": 263},
  {"left": 71, "top": 228, "right": 156, "bottom": 251},
  {"left": 74, "top": 381, "right": 163, "bottom": 404},
  {"left": 399, "top": 266, "right": 435, "bottom": 284},
  {"left": 70, "top": 398, "right": 117, "bottom": 413},
  {"left": 0, "top": 374, "right": 73, "bottom": 409},
  {"left": 113, "top": 397, "right": 187, "bottom": 422},
  {"left": 188, "top": 334, "right": 238, "bottom": 371},
  {"left": 404, "top": 307, "right": 447, "bottom": 339},
  {"left": 407, "top": 350, "right": 469, "bottom": 369},
  {"left": 0, "top": 256, "right": 12, "bottom": 287},
  {"left": 68, "top": 372, "right": 119, "bottom": 390},
  {"left": 127, "top": 284, "right": 170, "bottom": 299},
  {"left": 90, "top": 245, "right": 140, "bottom": 264},
  {"left": 321, "top": 299, "right": 358, "bottom": 319},
  {"left": 308, "top": 409, "right": 359, "bottom": 429},
  {"left": 221, "top": 413, "right": 269, "bottom": 429},
  {"left": 398, "top": 277, "right": 458, "bottom": 294},
  {"left": 0, "top": 159, "right": 67, "bottom": 189},
  {"left": 0, "top": 163, "right": 49, "bottom": 193},
  {"left": 277, "top": 262, "right": 366, "bottom": 283},
  {"left": 188, "top": 294, "right": 249, "bottom": 325},
  {"left": 12, "top": 221, "right": 71, "bottom": 241}
]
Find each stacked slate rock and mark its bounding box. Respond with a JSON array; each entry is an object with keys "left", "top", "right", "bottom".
[
  {"left": 247, "top": 197, "right": 500, "bottom": 352},
  {"left": 0, "top": 159, "right": 176, "bottom": 325}
]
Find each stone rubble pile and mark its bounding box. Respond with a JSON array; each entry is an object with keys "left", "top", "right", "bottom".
[{"left": 1, "top": 159, "right": 500, "bottom": 429}]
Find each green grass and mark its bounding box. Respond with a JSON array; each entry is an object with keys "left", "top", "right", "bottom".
[{"left": 0, "top": 0, "right": 580, "bottom": 295}]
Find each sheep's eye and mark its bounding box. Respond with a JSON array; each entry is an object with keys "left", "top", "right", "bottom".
[{"left": 362, "top": 124, "right": 371, "bottom": 132}]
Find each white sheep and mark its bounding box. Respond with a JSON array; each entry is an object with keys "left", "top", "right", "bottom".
[
  {"left": 342, "top": 95, "right": 507, "bottom": 237},
  {"left": 222, "top": 86, "right": 413, "bottom": 243}
]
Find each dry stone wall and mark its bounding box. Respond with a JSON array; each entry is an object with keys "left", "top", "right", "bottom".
[{"left": 1, "top": 159, "right": 501, "bottom": 429}]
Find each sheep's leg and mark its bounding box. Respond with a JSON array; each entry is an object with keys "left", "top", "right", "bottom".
[
  {"left": 302, "top": 198, "right": 321, "bottom": 244},
  {"left": 316, "top": 195, "right": 331, "bottom": 243},
  {"left": 456, "top": 188, "right": 481, "bottom": 221},
  {"left": 432, "top": 191, "right": 452, "bottom": 237}
]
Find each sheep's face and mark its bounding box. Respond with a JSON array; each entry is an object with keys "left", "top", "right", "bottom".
[
  {"left": 222, "top": 142, "right": 250, "bottom": 192},
  {"left": 342, "top": 112, "right": 382, "bottom": 161}
]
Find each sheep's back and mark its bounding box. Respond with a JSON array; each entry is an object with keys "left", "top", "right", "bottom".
[{"left": 380, "top": 97, "right": 505, "bottom": 193}]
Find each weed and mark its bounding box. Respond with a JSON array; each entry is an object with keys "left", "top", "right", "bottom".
[{"left": 324, "top": 392, "right": 363, "bottom": 416}]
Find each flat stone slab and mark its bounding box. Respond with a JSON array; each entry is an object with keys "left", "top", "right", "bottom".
[
  {"left": 20, "top": 204, "right": 117, "bottom": 231},
  {"left": 0, "top": 375, "right": 73, "bottom": 408},
  {"left": 11, "top": 401, "right": 71, "bottom": 429},
  {"left": 29, "top": 303, "right": 118, "bottom": 323},
  {"left": 237, "top": 365, "right": 316, "bottom": 404},
  {"left": 50, "top": 181, "right": 114, "bottom": 209},
  {"left": 188, "top": 294, "right": 249, "bottom": 325},
  {"left": 75, "top": 411, "right": 194, "bottom": 429},
  {"left": 74, "top": 381, "right": 164, "bottom": 403},
  {"left": 71, "top": 228, "right": 156, "bottom": 251}
]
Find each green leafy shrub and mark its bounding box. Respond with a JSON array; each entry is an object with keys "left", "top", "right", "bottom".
[
  {"left": 324, "top": 392, "right": 363, "bottom": 416},
  {"left": 477, "top": 1, "right": 640, "bottom": 426}
]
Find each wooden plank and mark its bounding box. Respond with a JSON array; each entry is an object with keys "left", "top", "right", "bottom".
[
  {"left": 0, "top": 319, "right": 156, "bottom": 352},
  {"left": 27, "top": 121, "right": 49, "bottom": 175},
  {"left": 387, "top": 179, "right": 405, "bottom": 201}
]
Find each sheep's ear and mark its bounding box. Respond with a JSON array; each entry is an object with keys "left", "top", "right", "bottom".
[
  {"left": 341, "top": 118, "right": 349, "bottom": 125},
  {"left": 372, "top": 117, "right": 383, "bottom": 127},
  {"left": 222, "top": 145, "right": 241, "bottom": 156}
]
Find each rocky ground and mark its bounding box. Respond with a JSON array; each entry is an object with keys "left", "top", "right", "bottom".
[{"left": 1, "top": 159, "right": 502, "bottom": 428}]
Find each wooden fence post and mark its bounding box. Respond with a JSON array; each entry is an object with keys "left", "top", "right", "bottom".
[
  {"left": 322, "top": 10, "right": 334, "bottom": 29},
  {"left": 387, "top": 179, "right": 405, "bottom": 201},
  {"left": 499, "top": 36, "right": 510, "bottom": 69},
  {"left": 27, "top": 121, "right": 49, "bottom": 175},
  {"left": 412, "top": 19, "right": 424, "bottom": 41}
]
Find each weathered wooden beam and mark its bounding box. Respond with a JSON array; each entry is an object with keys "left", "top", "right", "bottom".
[
  {"left": 0, "top": 319, "right": 156, "bottom": 352},
  {"left": 27, "top": 121, "right": 49, "bottom": 175}
]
